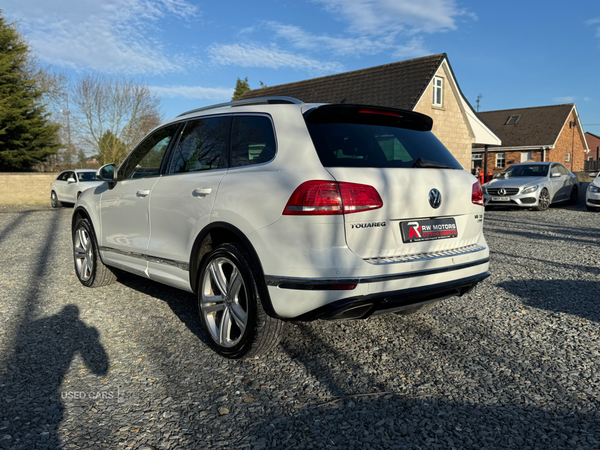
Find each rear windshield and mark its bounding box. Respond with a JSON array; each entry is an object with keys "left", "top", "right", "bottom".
[{"left": 305, "top": 106, "right": 461, "bottom": 169}]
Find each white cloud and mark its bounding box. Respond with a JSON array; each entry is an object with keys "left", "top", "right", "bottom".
[
  {"left": 587, "top": 17, "right": 600, "bottom": 39},
  {"left": 312, "top": 0, "right": 475, "bottom": 35},
  {"left": 3, "top": 0, "right": 199, "bottom": 74},
  {"left": 553, "top": 96, "right": 576, "bottom": 103},
  {"left": 208, "top": 44, "right": 344, "bottom": 74},
  {"left": 150, "top": 85, "right": 233, "bottom": 100}
]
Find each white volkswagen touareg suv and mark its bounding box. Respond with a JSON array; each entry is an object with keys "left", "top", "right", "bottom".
[{"left": 72, "top": 97, "right": 490, "bottom": 358}]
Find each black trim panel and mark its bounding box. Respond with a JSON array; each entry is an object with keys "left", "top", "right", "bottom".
[
  {"left": 291, "top": 273, "right": 490, "bottom": 321},
  {"left": 265, "top": 257, "right": 489, "bottom": 289}
]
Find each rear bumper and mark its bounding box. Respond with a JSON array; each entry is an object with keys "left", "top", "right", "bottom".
[{"left": 291, "top": 272, "right": 490, "bottom": 321}]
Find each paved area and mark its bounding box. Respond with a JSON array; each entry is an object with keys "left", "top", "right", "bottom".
[{"left": 0, "top": 203, "right": 599, "bottom": 449}]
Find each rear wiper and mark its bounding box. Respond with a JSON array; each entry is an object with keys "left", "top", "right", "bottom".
[{"left": 412, "top": 157, "right": 456, "bottom": 169}]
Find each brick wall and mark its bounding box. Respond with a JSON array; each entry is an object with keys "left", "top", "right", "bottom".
[
  {"left": 473, "top": 149, "right": 544, "bottom": 177},
  {"left": 585, "top": 132, "right": 600, "bottom": 161},
  {"left": 413, "top": 64, "right": 472, "bottom": 170},
  {"left": 549, "top": 110, "right": 587, "bottom": 172},
  {"left": 0, "top": 173, "right": 57, "bottom": 205}
]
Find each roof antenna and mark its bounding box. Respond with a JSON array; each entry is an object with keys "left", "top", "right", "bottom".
[
  {"left": 340, "top": 98, "right": 347, "bottom": 104},
  {"left": 476, "top": 94, "right": 483, "bottom": 112}
]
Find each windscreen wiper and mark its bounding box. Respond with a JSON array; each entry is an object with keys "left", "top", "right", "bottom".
[{"left": 412, "top": 157, "right": 456, "bottom": 169}]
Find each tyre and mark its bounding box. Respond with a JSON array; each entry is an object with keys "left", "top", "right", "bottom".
[
  {"left": 73, "top": 218, "right": 116, "bottom": 288},
  {"left": 198, "top": 243, "right": 284, "bottom": 358},
  {"left": 395, "top": 302, "right": 436, "bottom": 316},
  {"left": 534, "top": 188, "right": 550, "bottom": 211},
  {"left": 587, "top": 204, "right": 599, "bottom": 212},
  {"left": 50, "top": 191, "right": 62, "bottom": 208},
  {"left": 569, "top": 185, "right": 578, "bottom": 205}
]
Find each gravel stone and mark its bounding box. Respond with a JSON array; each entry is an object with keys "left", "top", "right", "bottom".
[{"left": 0, "top": 204, "right": 599, "bottom": 449}]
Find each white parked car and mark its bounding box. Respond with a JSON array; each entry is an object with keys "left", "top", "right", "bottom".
[
  {"left": 586, "top": 172, "right": 600, "bottom": 212},
  {"left": 51, "top": 169, "right": 103, "bottom": 207},
  {"left": 483, "top": 162, "right": 579, "bottom": 211},
  {"left": 72, "top": 97, "right": 490, "bottom": 358}
]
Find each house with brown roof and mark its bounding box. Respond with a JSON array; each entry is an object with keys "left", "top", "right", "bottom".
[
  {"left": 240, "top": 54, "right": 500, "bottom": 170},
  {"left": 585, "top": 132, "right": 600, "bottom": 162},
  {"left": 473, "top": 104, "right": 589, "bottom": 175}
]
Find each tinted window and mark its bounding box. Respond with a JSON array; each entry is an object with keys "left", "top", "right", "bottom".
[
  {"left": 550, "top": 164, "right": 561, "bottom": 176},
  {"left": 230, "top": 116, "right": 276, "bottom": 167},
  {"left": 77, "top": 172, "right": 99, "bottom": 182},
  {"left": 305, "top": 108, "right": 460, "bottom": 169},
  {"left": 119, "top": 124, "right": 180, "bottom": 180},
  {"left": 57, "top": 172, "right": 69, "bottom": 181},
  {"left": 170, "top": 116, "right": 230, "bottom": 174},
  {"left": 557, "top": 165, "right": 570, "bottom": 175}
]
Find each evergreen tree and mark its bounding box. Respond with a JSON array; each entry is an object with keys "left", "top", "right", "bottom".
[
  {"left": 0, "top": 12, "right": 60, "bottom": 171},
  {"left": 98, "top": 130, "right": 127, "bottom": 165},
  {"left": 231, "top": 77, "right": 251, "bottom": 101}
]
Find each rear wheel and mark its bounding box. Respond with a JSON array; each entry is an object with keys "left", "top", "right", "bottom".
[
  {"left": 534, "top": 188, "right": 550, "bottom": 211},
  {"left": 569, "top": 185, "right": 578, "bottom": 205},
  {"left": 73, "top": 218, "right": 116, "bottom": 287},
  {"left": 50, "top": 191, "right": 62, "bottom": 208},
  {"left": 198, "top": 243, "right": 283, "bottom": 358}
]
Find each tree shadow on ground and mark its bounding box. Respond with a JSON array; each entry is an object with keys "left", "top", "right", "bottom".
[
  {"left": 0, "top": 305, "right": 108, "bottom": 449},
  {"left": 497, "top": 279, "right": 600, "bottom": 323}
]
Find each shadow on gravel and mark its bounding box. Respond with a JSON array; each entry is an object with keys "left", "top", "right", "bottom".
[
  {"left": 492, "top": 250, "right": 600, "bottom": 277},
  {"left": 498, "top": 279, "right": 600, "bottom": 322},
  {"left": 0, "top": 306, "right": 108, "bottom": 449},
  {"left": 114, "top": 272, "right": 210, "bottom": 347},
  {"left": 0, "top": 211, "right": 32, "bottom": 248},
  {"left": 485, "top": 218, "right": 600, "bottom": 246}
]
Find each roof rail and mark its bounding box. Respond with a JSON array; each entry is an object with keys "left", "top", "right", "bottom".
[{"left": 176, "top": 96, "right": 303, "bottom": 117}]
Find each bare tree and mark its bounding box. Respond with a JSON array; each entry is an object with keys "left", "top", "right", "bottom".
[{"left": 71, "top": 75, "right": 162, "bottom": 165}]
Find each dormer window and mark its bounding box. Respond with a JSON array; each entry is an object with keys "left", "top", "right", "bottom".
[
  {"left": 506, "top": 115, "right": 520, "bottom": 125},
  {"left": 432, "top": 76, "right": 443, "bottom": 107}
]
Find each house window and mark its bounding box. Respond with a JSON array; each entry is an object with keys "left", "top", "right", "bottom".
[
  {"left": 471, "top": 153, "right": 482, "bottom": 172},
  {"left": 496, "top": 153, "right": 506, "bottom": 168},
  {"left": 521, "top": 151, "right": 532, "bottom": 162},
  {"left": 506, "top": 115, "right": 521, "bottom": 125},
  {"left": 432, "top": 76, "right": 443, "bottom": 107},
  {"left": 589, "top": 156, "right": 594, "bottom": 162},
  {"left": 565, "top": 153, "right": 570, "bottom": 162}
]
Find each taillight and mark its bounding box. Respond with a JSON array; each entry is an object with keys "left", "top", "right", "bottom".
[
  {"left": 283, "top": 180, "right": 383, "bottom": 215},
  {"left": 472, "top": 181, "right": 483, "bottom": 206}
]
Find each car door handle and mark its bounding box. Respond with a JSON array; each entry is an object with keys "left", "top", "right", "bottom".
[
  {"left": 193, "top": 188, "right": 212, "bottom": 197},
  {"left": 137, "top": 189, "right": 151, "bottom": 197}
]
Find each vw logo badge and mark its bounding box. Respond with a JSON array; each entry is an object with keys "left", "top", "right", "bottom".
[
  {"left": 498, "top": 188, "right": 506, "bottom": 195},
  {"left": 429, "top": 188, "right": 442, "bottom": 209}
]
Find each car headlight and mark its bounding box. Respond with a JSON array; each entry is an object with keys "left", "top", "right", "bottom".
[
  {"left": 521, "top": 185, "right": 539, "bottom": 195},
  {"left": 589, "top": 185, "right": 600, "bottom": 193}
]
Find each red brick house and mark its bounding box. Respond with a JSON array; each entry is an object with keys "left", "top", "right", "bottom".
[
  {"left": 473, "top": 104, "right": 589, "bottom": 175},
  {"left": 585, "top": 132, "right": 600, "bottom": 161}
]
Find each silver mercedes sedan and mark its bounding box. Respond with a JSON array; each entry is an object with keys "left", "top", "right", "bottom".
[{"left": 483, "top": 162, "right": 579, "bottom": 211}]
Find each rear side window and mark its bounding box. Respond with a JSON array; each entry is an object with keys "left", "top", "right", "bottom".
[
  {"left": 230, "top": 115, "right": 276, "bottom": 167},
  {"left": 170, "top": 116, "right": 230, "bottom": 173},
  {"left": 305, "top": 106, "right": 461, "bottom": 169}
]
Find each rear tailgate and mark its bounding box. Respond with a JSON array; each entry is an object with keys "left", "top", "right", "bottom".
[{"left": 326, "top": 167, "right": 482, "bottom": 259}]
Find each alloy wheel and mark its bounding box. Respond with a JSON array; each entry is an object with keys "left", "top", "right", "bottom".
[
  {"left": 538, "top": 189, "right": 550, "bottom": 210},
  {"left": 74, "top": 227, "right": 94, "bottom": 282},
  {"left": 200, "top": 256, "right": 249, "bottom": 348}
]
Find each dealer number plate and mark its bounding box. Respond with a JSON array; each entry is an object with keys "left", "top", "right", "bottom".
[
  {"left": 400, "top": 218, "right": 458, "bottom": 243},
  {"left": 491, "top": 196, "right": 510, "bottom": 202}
]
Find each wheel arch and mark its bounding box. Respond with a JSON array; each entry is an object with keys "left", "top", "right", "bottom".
[{"left": 189, "top": 222, "right": 277, "bottom": 317}]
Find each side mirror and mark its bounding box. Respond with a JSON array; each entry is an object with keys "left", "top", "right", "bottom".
[
  {"left": 590, "top": 172, "right": 598, "bottom": 178},
  {"left": 97, "top": 164, "right": 117, "bottom": 187},
  {"left": 67, "top": 177, "right": 76, "bottom": 183},
  {"left": 551, "top": 172, "right": 561, "bottom": 178}
]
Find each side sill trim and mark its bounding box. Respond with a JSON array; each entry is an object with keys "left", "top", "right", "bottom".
[
  {"left": 265, "top": 257, "right": 489, "bottom": 289},
  {"left": 99, "top": 246, "right": 189, "bottom": 272}
]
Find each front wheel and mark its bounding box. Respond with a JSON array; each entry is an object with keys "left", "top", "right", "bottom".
[
  {"left": 587, "top": 204, "right": 599, "bottom": 212},
  {"left": 198, "top": 243, "right": 283, "bottom": 358},
  {"left": 73, "top": 218, "right": 116, "bottom": 287},
  {"left": 534, "top": 188, "right": 550, "bottom": 211}
]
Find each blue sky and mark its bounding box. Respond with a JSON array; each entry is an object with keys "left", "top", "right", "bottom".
[{"left": 4, "top": 0, "right": 600, "bottom": 135}]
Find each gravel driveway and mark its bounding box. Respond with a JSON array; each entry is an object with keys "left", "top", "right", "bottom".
[{"left": 0, "top": 203, "right": 599, "bottom": 449}]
